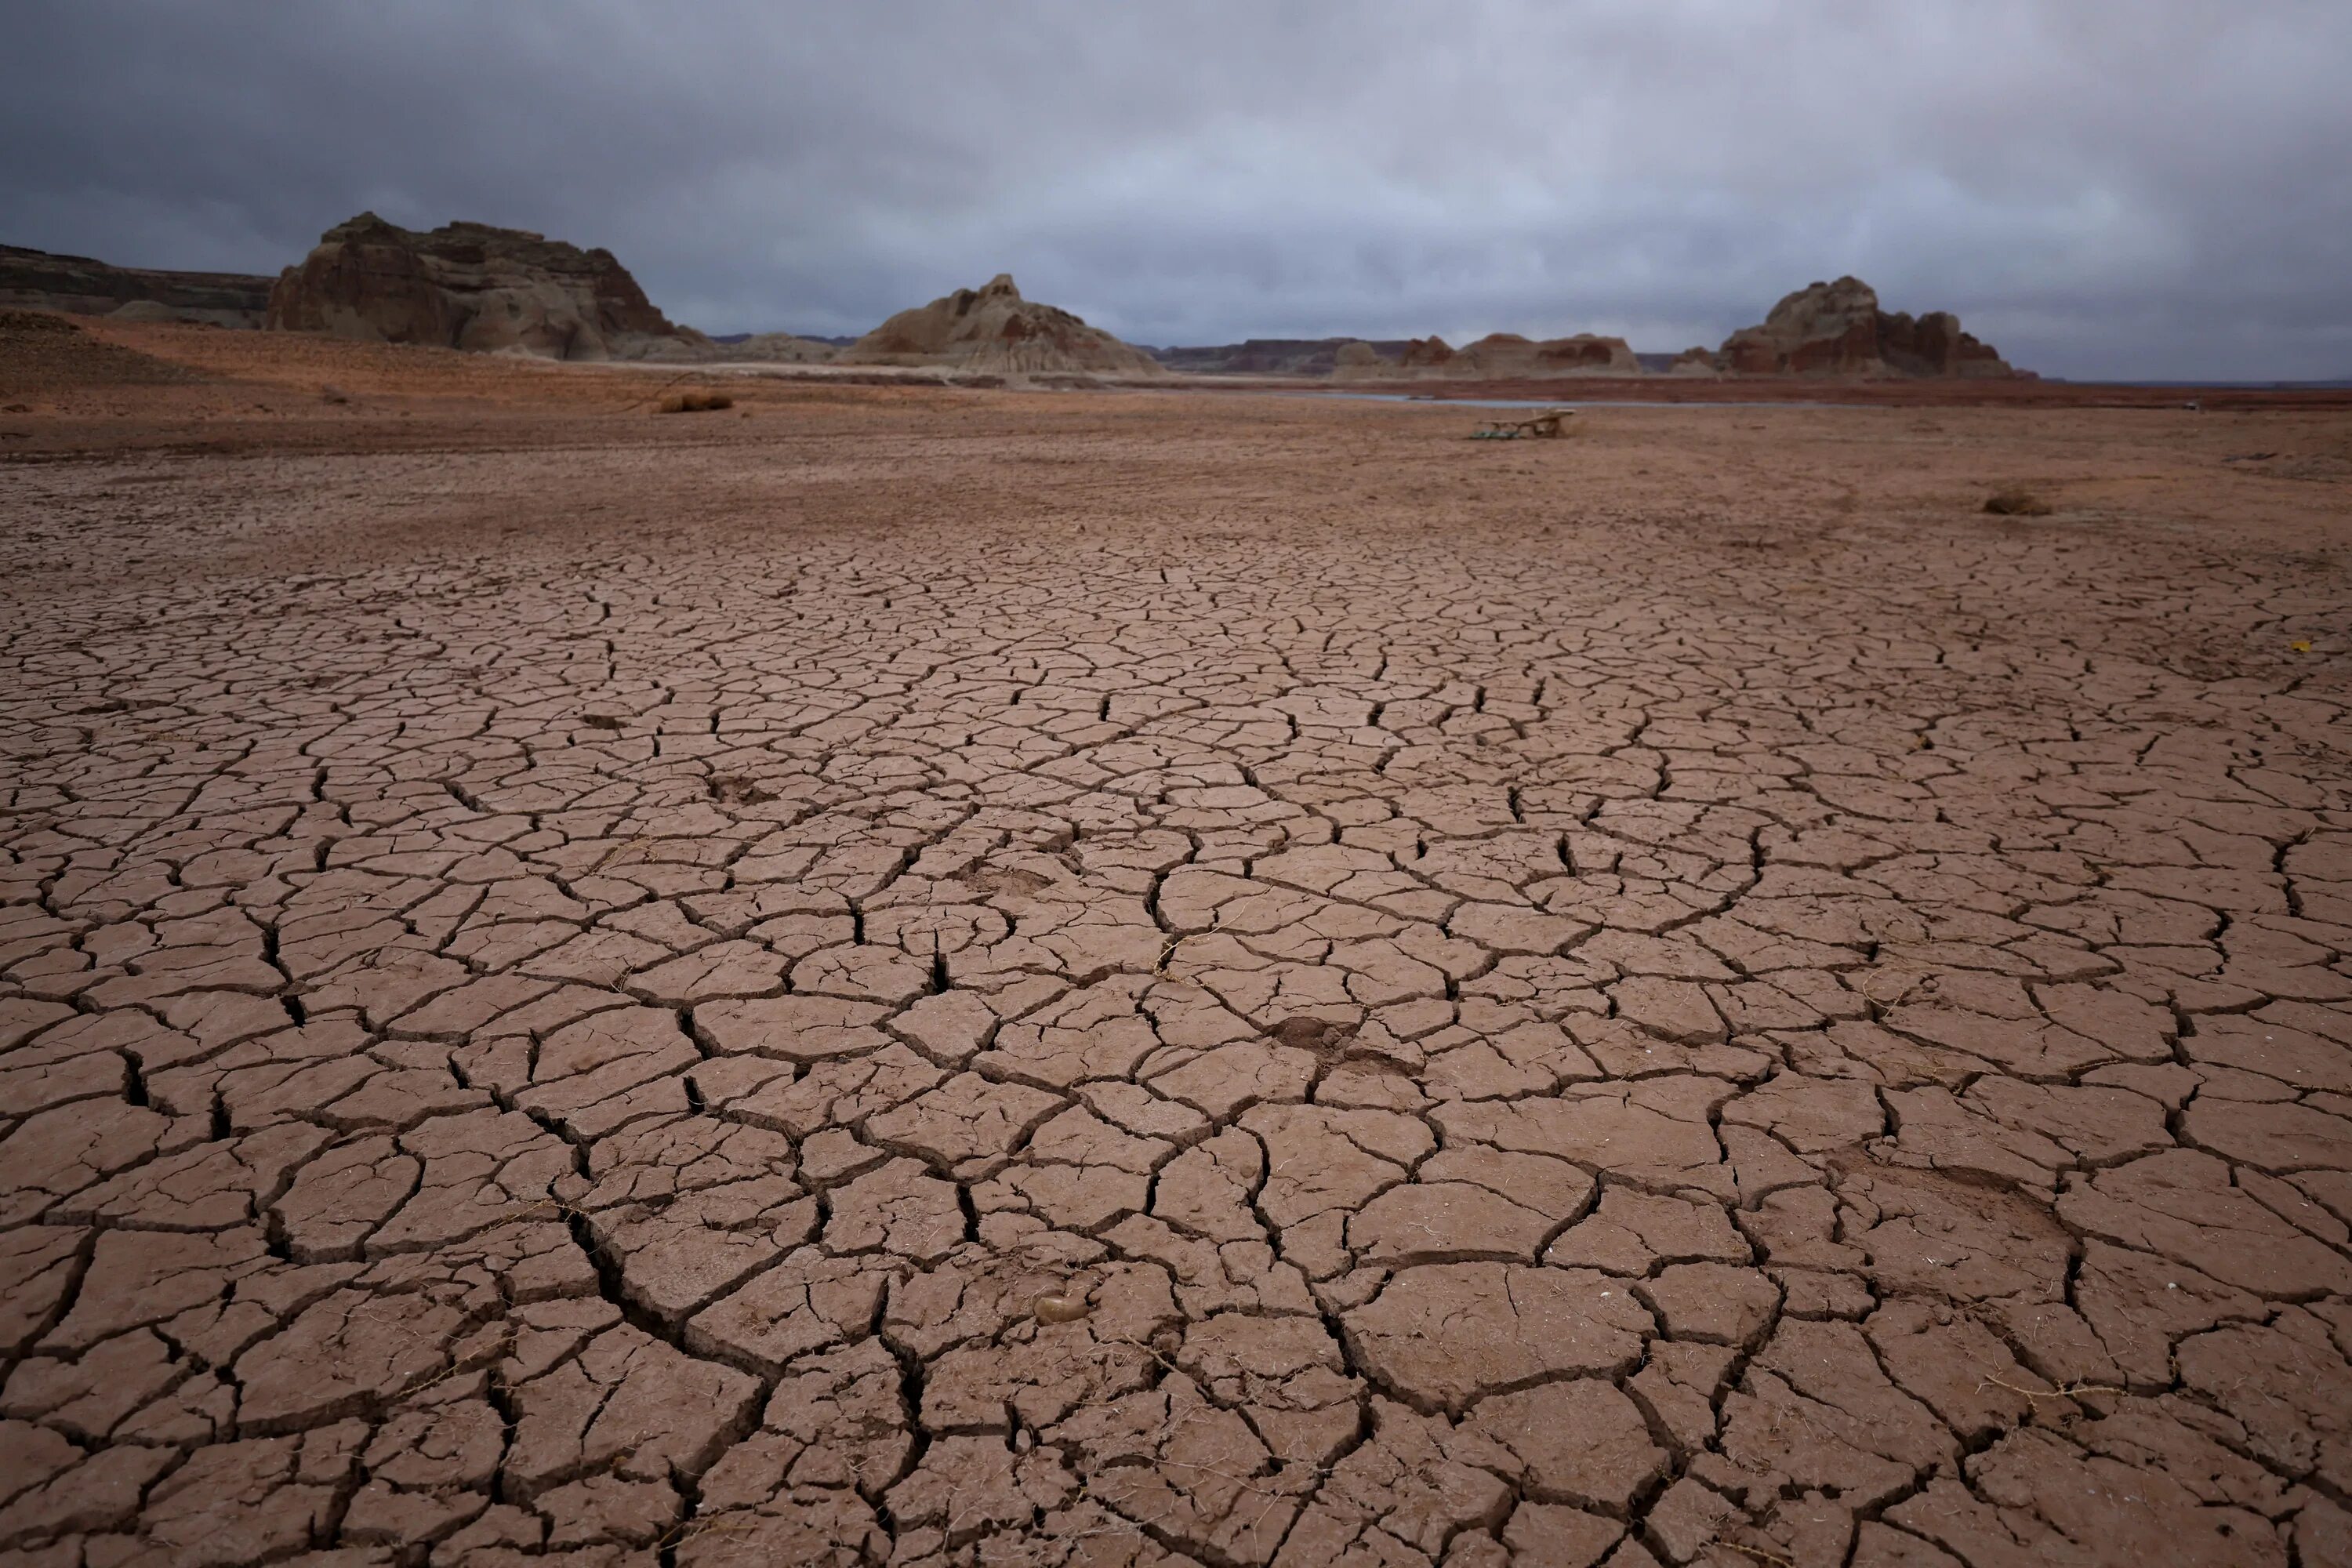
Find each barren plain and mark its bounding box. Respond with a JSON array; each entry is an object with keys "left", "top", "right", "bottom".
[{"left": 2, "top": 318, "right": 2351, "bottom": 1567}]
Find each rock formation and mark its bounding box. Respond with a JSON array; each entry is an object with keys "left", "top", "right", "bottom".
[
  {"left": 836, "top": 274, "right": 1160, "bottom": 376},
  {"left": 710, "top": 332, "right": 838, "bottom": 364},
  {"left": 0, "top": 244, "right": 272, "bottom": 328},
  {"left": 1334, "top": 331, "right": 1638, "bottom": 381},
  {"left": 605, "top": 329, "right": 837, "bottom": 366},
  {"left": 264, "top": 212, "right": 710, "bottom": 361},
  {"left": 1330, "top": 336, "right": 1455, "bottom": 381},
  {"left": 1669, "top": 347, "right": 1721, "bottom": 376},
  {"left": 1151, "top": 339, "right": 1411, "bottom": 376},
  {"left": 1718, "top": 277, "right": 2016, "bottom": 377},
  {"left": 1400, "top": 336, "right": 1458, "bottom": 372},
  {"left": 1454, "top": 332, "right": 1639, "bottom": 377}
]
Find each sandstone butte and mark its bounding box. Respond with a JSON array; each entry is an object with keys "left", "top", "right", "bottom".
[
  {"left": 834, "top": 273, "right": 1164, "bottom": 376},
  {"left": 1711, "top": 274, "right": 2019, "bottom": 378},
  {"left": 264, "top": 212, "right": 731, "bottom": 363}
]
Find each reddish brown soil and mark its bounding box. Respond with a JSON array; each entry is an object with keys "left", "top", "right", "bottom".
[{"left": 2, "top": 318, "right": 2350, "bottom": 1566}]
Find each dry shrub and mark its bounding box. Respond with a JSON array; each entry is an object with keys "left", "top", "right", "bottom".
[
  {"left": 1983, "top": 488, "right": 2053, "bottom": 516},
  {"left": 658, "top": 388, "right": 734, "bottom": 414}
]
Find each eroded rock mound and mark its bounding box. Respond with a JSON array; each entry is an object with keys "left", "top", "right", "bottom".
[
  {"left": 836, "top": 274, "right": 1160, "bottom": 376},
  {"left": 264, "top": 212, "right": 710, "bottom": 361},
  {"left": 1719, "top": 276, "right": 2016, "bottom": 378},
  {"left": 0, "top": 244, "right": 272, "bottom": 328}
]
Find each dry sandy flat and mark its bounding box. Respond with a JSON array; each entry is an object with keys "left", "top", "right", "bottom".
[{"left": 2, "top": 319, "right": 2351, "bottom": 1567}]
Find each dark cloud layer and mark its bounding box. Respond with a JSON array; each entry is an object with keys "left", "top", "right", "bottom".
[{"left": 8, "top": 2, "right": 2348, "bottom": 379}]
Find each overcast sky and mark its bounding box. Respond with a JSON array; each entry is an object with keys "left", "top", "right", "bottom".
[{"left": 7, "top": 2, "right": 2349, "bottom": 379}]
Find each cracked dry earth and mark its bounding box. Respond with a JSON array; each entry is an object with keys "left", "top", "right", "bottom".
[{"left": 2, "top": 388, "right": 2350, "bottom": 1568}]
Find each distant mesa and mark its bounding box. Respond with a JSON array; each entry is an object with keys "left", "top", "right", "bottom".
[
  {"left": 264, "top": 212, "right": 714, "bottom": 361},
  {"left": 1328, "top": 336, "right": 1444, "bottom": 380},
  {"left": 1711, "top": 276, "right": 2017, "bottom": 378},
  {"left": 1461, "top": 332, "right": 1639, "bottom": 376},
  {"left": 703, "top": 331, "right": 840, "bottom": 365},
  {"left": 1152, "top": 338, "right": 1410, "bottom": 376},
  {"left": 0, "top": 243, "right": 272, "bottom": 328},
  {"left": 1337, "top": 331, "right": 1640, "bottom": 382},
  {"left": 836, "top": 274, "right": 1161, "bottom": 376},
  {"left": 717, "top": 331, "right": 858, "bottom": 349}
]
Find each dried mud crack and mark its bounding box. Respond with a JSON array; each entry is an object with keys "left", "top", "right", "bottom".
[{"left": 1, "top": 374, "right": 2349, "bottom": 1567}]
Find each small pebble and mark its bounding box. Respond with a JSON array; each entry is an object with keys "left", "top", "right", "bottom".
[{"left": 1033, "top": 1291, "right": 1091, "bottom": 1324}]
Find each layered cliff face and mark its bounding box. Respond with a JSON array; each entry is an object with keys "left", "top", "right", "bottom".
[
  {"left": 0, "top": 244, "right": 272, "bottom": 328},
  {"left": 835, "top": 274, "right": 1161, "bottom": 375},
  {"left": 1716, "top": 277, "right": 2016, "bottom": 378},
  {"left": 263, "top": 213, "right": 708, "bottom": 361}
]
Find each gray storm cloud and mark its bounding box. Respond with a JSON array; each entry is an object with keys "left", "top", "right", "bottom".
[{"left": 5, "top": 0, "right": 2348, "bottom": 379}]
